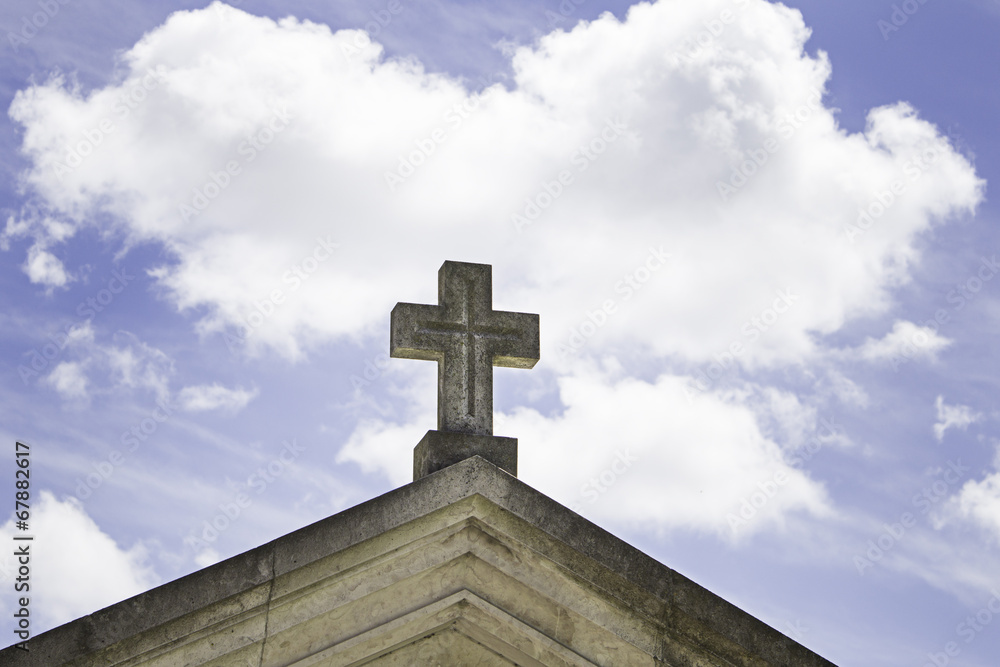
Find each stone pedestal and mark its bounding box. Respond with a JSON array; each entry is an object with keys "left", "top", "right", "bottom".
[{"left": 413, "top": 429, "right": 517, "bottom": 480}]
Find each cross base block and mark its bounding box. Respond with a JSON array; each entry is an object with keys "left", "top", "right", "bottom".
[{"left": 413, "top": 430, "right": 517, "bottom": 480}]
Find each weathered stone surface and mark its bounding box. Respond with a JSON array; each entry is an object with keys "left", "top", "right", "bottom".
[
  {"left": 0, "top": 457, "right": 837, "bottom": 666},
  {"left": 413, "top": 429, "right": 517, "bottom": 480},
  {"left": 390, "top": 260, "right": 539, "bottom": 436}
]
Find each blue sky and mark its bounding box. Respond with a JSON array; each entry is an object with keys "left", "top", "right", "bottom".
[{"left": 1, "top": 1, "right": 999, "bottom": 664}]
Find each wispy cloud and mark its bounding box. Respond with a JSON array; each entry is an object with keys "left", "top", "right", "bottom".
[
  {"left": 177, "top": 383, "right": 258, "bottom": 413},
  {"left": 852, "top": 320, "right": 952, "bottom": 365},
  {"left": 933, "top": 395, "right": 981, "bottom": 442}
]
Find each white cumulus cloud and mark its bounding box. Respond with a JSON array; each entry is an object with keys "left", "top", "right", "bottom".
[
  {"left": 23, "top": 242, "right": 70, "bottom": 288},
  {"left": 853, "top": 320, "right": 952, "bottom": 365},
  {"left": 341, "top": 363, "right": 834, "bottom": 540},
  {"left": 0, "top": 492, "right": 159, "bottom": 634},
  {"left": 951, "top": 473, "right": 1000, "bottom": 542},
  {"left": 941, "top": 446, "right": 1000, "bottom": 543},
  {"left": 7, "top": 0, "right": 982, "bottom": 368},
  {"left": 45, "top": 361, "right": 89, "bottom": 400},
  {"left": 6, "top": 0, "right": 986, "bottom": 539}
]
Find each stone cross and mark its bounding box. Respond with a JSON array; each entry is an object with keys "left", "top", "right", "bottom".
[{"left": 391, "top": 261, "right": 539, "bottom": 479}]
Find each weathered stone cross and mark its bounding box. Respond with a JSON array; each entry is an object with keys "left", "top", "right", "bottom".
[{"left": 391, "top": 261, "right": 539, "bottom": 479}]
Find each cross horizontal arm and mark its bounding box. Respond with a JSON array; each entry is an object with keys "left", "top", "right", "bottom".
[{"left": 390, "top": 302, "right": 448, "bottom": 361}]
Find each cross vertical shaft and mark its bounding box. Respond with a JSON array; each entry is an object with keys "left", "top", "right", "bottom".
[{"left": 391, "top": 261, "right": 540, "bottom": 436}]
